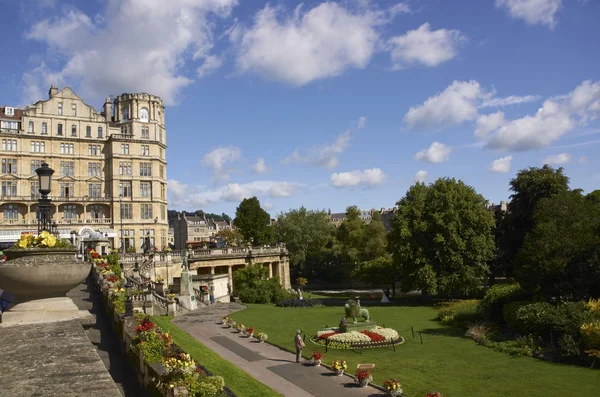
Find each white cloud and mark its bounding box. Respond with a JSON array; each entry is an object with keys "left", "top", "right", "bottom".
[
  {"left": 490, "top": 155, "right": 513, "bottom": 173},
  {"left": 479, "top": 95, "right": 540, "bottom": 108},
  {"left": 251, "top": 158, "right": 268, "bottom": 174},
  {"left": 486, "top": 80, "right": 600, "bottom": 151},
  {"left": 263, "top": 202, "right": 275, "bottom": 211},
  {"left": 414, "top": 142, "right": 452, "bottom": 163},
  {"left": 230, "top": 3, "right": 382, "bottom": 85},
  {"left": 415, "top": 170, "right": 428, "bottom": 182},
  {"left": 543, "top": 153, "right": 571, "bottom": 165},
  {"left": 283, "top": 117, "right": 366, "bottom": 168},
  {"left": 23, "top": 0, "right": 237, "bottom": 105},
  {"left": 388, "top": 23, "right": 465, "bottom": 69},
  {"left": 197, "top": 55, "right": 223, "bottom": 78},
  {"left": 221, "top": 181, "right": 301, "bottom": 201},
  {"left": 475, "top": 111, "right": 505, "bottom": 137},
  {"left": 404, "top": 80, "right": 484, "bottom": 131},
  {"left": 331, "top": 168, "right": 386, "bottom": 188},
  {"left": 167, "top": 179, "right": 214, "bottom": 209},
  {"left": 579, "top": 156, "right": 589, "bottom": 164},
  {"left": 202, "top": 146, "right": 241, "bottom": 182},
  {"left": 495, "top": 0, "right": 562, "bottom": 29}
]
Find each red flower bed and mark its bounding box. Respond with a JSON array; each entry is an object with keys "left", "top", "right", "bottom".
[
  {"left": 360, "top": 330, "right": 385, "bottom": 342},
  {"left": 106, "top": 275, "right": 119, "bottom": 283},
  {"left": 136, "top": 318, "right": 156, "bottom": 333},
  {"left": 319, "top": 332, "right": 339, "bottom": 339}
]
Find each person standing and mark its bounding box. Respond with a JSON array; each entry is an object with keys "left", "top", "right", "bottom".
[{"left": 294, "top": 330, "right": 305, "bottom": 363}]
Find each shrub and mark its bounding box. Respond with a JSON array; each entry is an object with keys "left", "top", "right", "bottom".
[
  {"left": 511, "top": 302, "right": 557, "bottom": 336},
  {"left": 465, "top": 324, "right": 491, "bottom": 344},
  {"left": 137, "top": 330, "right": 167, "bottom": 363},
  {"left": 503, "top": 301, "right": 529, "bottom": 331},
  {"left": 238, "top": 278, "right": 288, "bottom": 304},
  {"left": 479, "top": 283, "right": 529, "bottom": 323},
  {"left": 581, "top": 321, "right": 600, "bottom": 350},
  {"left": 276, "top": 298, "right": 323, "bottom": 308},
  {"left": 437, "top": 300, "right": 482, "bottom": 327},
  {"left": 557, "top": 333, "right": 581, "bottom": 359}
]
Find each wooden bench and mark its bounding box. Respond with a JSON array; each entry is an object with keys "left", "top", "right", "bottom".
[{"left": 356, "top": 363, "right": 375, "bottom": 372}]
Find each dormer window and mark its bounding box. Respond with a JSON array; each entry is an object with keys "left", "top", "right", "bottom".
[
  {"left": 4, "top": 107, "right": 14, "bottom": 116},
  {"left": 71, "top": 104, "right": 77, "bottom": 116},
  {"left": 58, "top": 103, "right": 63, "bottom": 115},
  {"left": 123, "top": 108, "right": 129, "bottom": 121},
  {"left": 140, "top": 107, "right": 149, "bottom": 122}
]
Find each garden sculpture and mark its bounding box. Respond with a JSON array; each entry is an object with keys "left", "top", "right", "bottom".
[
  {"left": 344, "top": 299, "right": 370, "bottom": 323},
  {"left": 181, "top": 248, "right": 189, "bottom": 271}
]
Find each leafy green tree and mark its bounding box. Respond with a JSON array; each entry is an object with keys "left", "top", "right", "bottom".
[
  {"left": 389, "top": 178, "right": 496, "bottom": 297},
  {"left": 335, "top": 206, "right": 367, "bottom": 277},
  {"left": 234, "top": 197, "right": 275, "bottom": 245},
  {"left": 586, "top": 189, "right": 600, "bottom": 205},
  {"left": 498, "top": 165, "right": 570, "bottom": 276},
  {"left": 515, "top": 191, "right": 600, "bottom": 299},
  {"left": 216, "top": 229, "right": 243, "bottom": 246},
  {"left": 276, "top": 207, "right": 334, "bottom": 278},
  {"left": 363, "top": 211, "right": 387, "bottom": 261},
  {"left": 353, "top": 254, "right": 400, "bottom": 294}
]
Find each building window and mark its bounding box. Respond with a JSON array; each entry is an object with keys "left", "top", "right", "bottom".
[
  {"left": 3, "top": 204, "right": 18, "bottom": 220},
  {"left": 121, "top": 144, "right": 129, "bottom": 154},
  {"left": 141, "top": 126, "right": 149, "bottom": 139},
  {"left": 60, "top": 161, "right": 74, "bottom": 177},
  {"left": 140, "top": 162, "right": 152, "bottom": 177},
  {"left": 140, "top": 107, "right": 149, "bottom": 122},
  {"left": 4, "top": 107, "right": 14, "bottom": 116},
  {"left": 121, "top": 126, "right": 128, "bottom": 135},
  {"left": 141, "top": 145, "right": 149, "bottom": 156},
  {"left": 121, "top": 229, "right": 135, "bottom": 250},
  {"left": 1, "top": 158, "right": 17, "bottom": 174},
  {"left": 88, "top": 162, "right": 101, "bottom": 177},
  {"left": 57, "top": 123, "right": 63, "bottom": 135},
  {"left": 98, "top": 126, "right": 103, "bottom": 138},
  {"left": 72, "top": 104, "right": 77, "bottom": 116},
  {"left": 60, "top": 143, "right": 74, "bottom": 154},
  {"left": 139, "top": 182, "right": 152, "bottom": 198},
  {"left": 119, "top": 181, "right": 132, "bottom": 197},
  {"left": 140, "top": 229, "right": 155, "bottom": 248},
  {"left": 63, "top": 204, "right": 77, "bottom": 220},
  {"left": 159, "top": 165, "right": 164, "bottom": 179},
  {"left": 88, "top": 183, "right": 102, "bottom": 198},
  {"left": 89, "top": 205, "right": 103, "bottom": 219},
  {"left": 1, "top": 181, "right": 17, "bottom": 196},
  {"left": 2, "top": 139, "right": 17, "bottom": 151},
  {"left": 30, "top": 141, "right": 45, "bottom": 153},
  {"left": 161, "top": 204, "right": 166, "bottom": 220},
  {"left": 141, "top": 203, "right": 153, "bottom": 219},
  {"left": 28, "top": 121, "right": 34, "bottom": 133},
  {"left": 71, "top": 124, "right": 77, "bottom": 137},
  {"left": 120, "top": 203, "right": 133, "bottom": 220},
  {"left": 60, "top": 183, "right": 74, "bottom": 198},
  {"left": 119, "top": 161, "right": 132, "bottom": 176},
  {"left": 88, "top": 144, "right": 101, "bottom": 156},
  {"left": 58, "top": 103, "right": 63, "bottom": 115},
  {"left": 30, "top": 181, "right": 40, "bottom": 198},
  {"left": 30, "top": 159, "right": 43, "bottom": 175},
  {"left": 42, "top": 122, "right": 47, "bottom": 135},
  {"left": 123, "top": 108, "right": 129, "bottom": 121},
  {"left": 86, "top": 126, "right": 91, "bottom": 137}
]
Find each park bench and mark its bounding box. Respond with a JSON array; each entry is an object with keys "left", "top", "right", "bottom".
[{"left": 356, "top": 363, "right": 375, "bottom": 372}]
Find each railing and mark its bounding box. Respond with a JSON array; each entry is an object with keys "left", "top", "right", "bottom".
[
  {"left": 189, "top": 246, "right": 284, "bottom": 258},
  {"left": 0, "top": 128, "right": 20, "bottom": 134},
  {"left": 153, "top": 292, "right": 168, "bottom": 313},
  {"left": 110, "top": 134, "right": 135, "bottom": 140},
  {"left": 0, "top": 195, "right": 112, "bottom": 203}
]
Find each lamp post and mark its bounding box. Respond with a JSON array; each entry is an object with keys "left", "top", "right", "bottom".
[
  {"left": 119, "top": 194, "right": 124, "bottom": 254},
  {"left": 35, "top": 162, "right": 57, "bottom": 235},
  {"left": 124, "top": 279, "right": 133, "bottom": 317}
]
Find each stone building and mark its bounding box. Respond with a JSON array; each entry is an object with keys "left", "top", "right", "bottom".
[
  {"left": 171, "top": 212, "right": 234, "bottom": 249},
  {"left": 0, "top": 86, "right": 168, "bottom": 251}
]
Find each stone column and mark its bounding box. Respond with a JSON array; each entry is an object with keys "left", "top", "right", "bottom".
[
  {"left": 210, "top": 266, "right": 215, "bottom": 275},
  {"left": 268, "top": 262, "right": 273, "bottom": 279},
  {"left": 228, "top": 265, "right": 233, "bottom": 294}
]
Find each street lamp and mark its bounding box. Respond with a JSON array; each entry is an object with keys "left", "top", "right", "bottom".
[
  {"left": 35, "top": 162, "right": 57, "bottom": 235},
  {"left": 124, "top": 279, "right": 133, "bottom": 317},
  {"left": 119, "top": 194, "right": 124, "bottom": 253}
]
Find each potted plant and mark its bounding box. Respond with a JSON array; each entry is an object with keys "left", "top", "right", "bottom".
[
  {"left": 331, "top": 360, "right": 347, "bottom": 376},
  {"left": 384, "top": 378, "right": 402, "bottom": 396},
  {"left": 257, "top": 332, "right": 268, "bottom": 342},
  {"left": 221, "top": 316, "right": 229, "bottom": 325},
  {"left": 236, "top": 323, "right": 246, "bottom": 333},
  {"left": 310, "top": 351, "right": 324, "bottom": 366},
  {"left": 227, "top": 319, "right": 236, "bottom": 329},
  {"left": 425, "top": 393, "right": 442, "bottom": 397},
  {"left": 246, "top": 327, "right": 254, "bottom": 338},
  {"left": 355, "top": 369, "right": 372, "bottom": 387}
]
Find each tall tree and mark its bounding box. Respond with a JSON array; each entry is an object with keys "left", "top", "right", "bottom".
[
  {"left": 336, "top": 206, "right": 366, "bottom": 277},
  {"left": 276, "top": 207, "right": 335, "bottom": 278},
  {"left": 363, "top": 211, "right": 387, "bottom": 261},
  {"left": 389, "top": 178, "right": 496, "bottom": 297},
  {"left": 216, "top": 229, "right": 243, "bottom": 246},
  {"left": 515, "top": 191, "right": 600, "bottom": 300},
  {"left": 353, "top": 253, "right": 400, "bottom": 294},
  {"left": 498, "top": 165, "right": 570, "bottom": 276},
  {"left": 234, "top": 197, "right": 274, "bottom": 245}
]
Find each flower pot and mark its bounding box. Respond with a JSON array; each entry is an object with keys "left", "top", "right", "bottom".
[
  {"left": 335, "top": 370, "right": 344, "bottom": 376},
  {"left": 359, "top": 380, "right": 369, "bottom": 387},
  {"left": 314, "top": 360, "right": 321, "bottom": 366},
  {"left": 388, "top": 390, "right": 403, "bottom": 397},
  {"left": 249, "top": 333, "right": 254, "bottom": 338}
]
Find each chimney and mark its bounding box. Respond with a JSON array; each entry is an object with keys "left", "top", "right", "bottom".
[
  {"left": 48, "top": 85, "right": 58, "bottom": 99},
  {"left": 103, "top": 97, "right": 112, "bottom": 120}
]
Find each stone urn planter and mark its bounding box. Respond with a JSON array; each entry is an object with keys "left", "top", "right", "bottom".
[
  {"left": 335, "top": 370, "right": 344, "bottom": 376},
  {"left": 0, "top": 248, "right": 92, "bottom": 326}
]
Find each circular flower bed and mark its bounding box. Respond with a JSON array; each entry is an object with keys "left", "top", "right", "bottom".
[{"left": 311, "top": 326, "right": 404, "bottom": 349}]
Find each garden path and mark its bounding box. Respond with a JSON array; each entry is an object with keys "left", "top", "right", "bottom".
[{"left": 173, "top": 303, "right": 387, "bottom": 397}]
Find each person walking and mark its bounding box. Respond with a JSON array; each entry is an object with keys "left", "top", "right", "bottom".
[{"left": 294, "top": 330, "right": 305, "bottom": 363}]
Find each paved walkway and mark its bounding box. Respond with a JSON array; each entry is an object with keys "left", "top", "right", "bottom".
[{"left": 173, "top": 303, "right": 386, "bottom": 397}]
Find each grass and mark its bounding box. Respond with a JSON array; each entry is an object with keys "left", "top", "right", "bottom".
[
  {"left": 228, "top": 302, "right": 600, "bottom": 397},
  {"left": 151, "top": 316, "right": 281, "bottom": 397}
]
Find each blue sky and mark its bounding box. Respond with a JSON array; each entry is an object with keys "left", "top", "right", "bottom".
[{"left": 1, "top": 0, "right": 599, "bottom": 216}]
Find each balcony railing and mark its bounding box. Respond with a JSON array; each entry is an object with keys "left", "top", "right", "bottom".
[
  {"left": 0, "top": 128, "right": 20, "bottom": 134},
  {"left": 0, "top": 195, "right": 113, "bottom": 202},
  {"left": 110, "top": 134, "right": 135, "bottom": 140},
  {"left": 0, "top": 217, "right": 112, "bottom": 225}
]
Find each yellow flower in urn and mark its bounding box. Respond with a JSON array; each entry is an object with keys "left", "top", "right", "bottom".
[
  {"left": 18, "top": 234, "right": 34, "bottom": 248},
  {"left": 37, "top": 231, "right": 57, "bottom": 248}
]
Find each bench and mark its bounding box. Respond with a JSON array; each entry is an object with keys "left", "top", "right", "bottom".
[{"left": 356, "top": 363, "right": 375, "bottom": 371}]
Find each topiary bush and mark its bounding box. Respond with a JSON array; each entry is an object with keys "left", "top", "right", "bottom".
[
  {"left": 437, "top": 300, "right": 482, "bottom": 327},
  {"left": 479, "top": 283, "right": 530, "bottom": 323}
]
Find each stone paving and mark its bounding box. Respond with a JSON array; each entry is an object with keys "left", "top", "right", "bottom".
[{"left": 174, "top": 303, "right": 386, "bottom": 397}]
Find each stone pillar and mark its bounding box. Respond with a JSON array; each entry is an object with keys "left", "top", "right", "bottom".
[
  {"left": 167, "top": 300, "right": 177, "bottom": 316},
  {"left": 268, "top": 262, "right": 273, "bottom": 279},
  {"left": 228, "top": 265, "right": 233, "bottom": 294},
  {"left": 178, "top": 269, "right": 197, "bottom": 310},
  {"left": 210, "top": 266, "right": 215, "bottom": 275}
]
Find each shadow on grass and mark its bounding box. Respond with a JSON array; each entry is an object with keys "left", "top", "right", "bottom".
[{"left": 419, "top": 326, "right": 466, "bottom": 338}]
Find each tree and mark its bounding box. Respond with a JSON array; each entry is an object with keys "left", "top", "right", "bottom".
[
  {"left": 515, "top": 191, "right": 600, "bottom": 300},
  {"left": 336, "top": 206, "right": 366, "bottom": 274},
  {"left": 586, "top": 189, "right": 600, "bottom": 205},
  {"left": 363, "top": 211, "right": 387, "bottom": 261},
  {"left": 216, "top": 229, "right": 243, "bottom": 246},
  {"left": 276, "top": 207, "right": 335, "bottom": 278},
  {"left": 234, "top": 197, "right": 274, "bottom": 245},
  {"left": 353, "top": 254, "right": 400, "bottom": 295},
  {"left": 498, "top": 165, "right": 570, "bottom": 276},
  {"left": 388, "top": 178, "right": 496, "bottom": 297}
]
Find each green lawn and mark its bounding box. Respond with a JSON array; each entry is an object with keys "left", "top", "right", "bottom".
[
  {"left": 151, "top": 316, "right": 281, "bottom": 397},
  {"left": 228, "top": 302, "right": 600, "bottom": 397}
]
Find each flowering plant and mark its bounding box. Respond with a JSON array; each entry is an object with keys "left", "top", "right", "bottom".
[
  {"left": 156, "top": 276, "right": 165, "bottom": 283},
  {"left": 425, "top": 393, "right": 442, "bottom": 397},
  {"left": 14, "top": 231, "right": 70, "bottom": 249},
  {"left": 135, "top": 317, "right": 156, "bottom": 333},
  {"left": 356, "top": 369, "right": 372, "bottom": 384},
  {"left": 312, "top": 351, "right": 324, "bottom": 361},
  {"left": 331, "top": 360, "right": 347, "bottom": 371},
  {"left": 246, "top": 327, "right": 254, "bottom": 335},
  {"left": 384, "top": 378, "right": 402, "bottom": 396},
  {"left": 221, "top": 316, "right": 229, "bottom": 324},
  {"left": 163, "top": 353, "right": 196, "bottom": 376},
  {"left": 257, "top": 332, "right": 268, "bottom": 342},
  {"left": 236, "top": 324, "right": 246, "bottom": 333},
  {"left": 167, "top": 293, "right": 176, "bottom": 301},
  {"left": 165, "top": 247, "right": 172, "bottom": 252}
]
